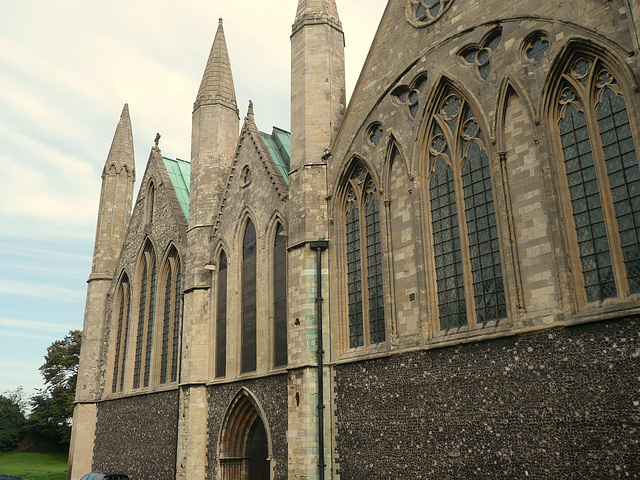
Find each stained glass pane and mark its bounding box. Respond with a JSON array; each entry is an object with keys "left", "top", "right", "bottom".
[
  {"left": 366, "top": 194, "right": 385, "bottom": 344},
  {"left": 242, "top": 221, "right": 257, "bottom": 373},
  {"left": 274, "top": 224, "right": 288, "bottom": 367},
  {"left": 561, "top": 104, "right": 616, "bottom": 301},
  {"left": 112, "top": 282, "right": 126, "bottom": 393},
  {"left": 216, "top": 251, "right": 227, "bottom": 378},
  {"left": 171, "top": 258, "right": 181, "bottom": 383},
  {"left": 347, "top": 202, "right": 364, "bottom": 347},
  {"left": 462, "top": 142, "right": 507, "bottom": 323},
  {"left": 133, "top": 255, "right": 148, "bottom": 389},
  {"left": 160, "top": 263, "right": 172, "bottom": 384},
  {"left": 119, "top": 285, "right": 130, "bottom": 392},
  {"left": 144, "top": 249, "right": 156, "bottom": 387},
  {"left": 430, "top": 158, "right": 467, "bottom": 329},
  {"left": 598, "top": 87, "right": 640, "bottom": 293}
]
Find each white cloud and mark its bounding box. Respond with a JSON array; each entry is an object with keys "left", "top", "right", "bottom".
[
  {"left": 0, "top": 317, "right": 75, "bottom": 334},
  {"left": 0, "top": 280, "right": 85, "bottom": 303}
]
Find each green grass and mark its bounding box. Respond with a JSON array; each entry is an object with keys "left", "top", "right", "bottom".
[{"left": 0, "top": 451, "right": 68, "bottom": 480}]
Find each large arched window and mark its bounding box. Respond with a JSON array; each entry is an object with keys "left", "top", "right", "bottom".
[
  {"left": 426, "top": 87, "right": 506, "bottom": 330},
  {"left": 344, "top": 166, "right": 385, "bottom": 349},
  {"left": 273, "top": 222, "right": 287, "bottom": 367},
  {"left": 133, "top": 241, "right": 156, "bottom": 388},
  {"left": 554, "top": 54, "right": 640, "bottom": 303},
  {"left": 242, "top": 219, "right": 257, "bottom": 373},
  {"left": 216, "top": 249, "right": 228, "bottom": 378},
  {"left": 159, "top": 247, "right": 181, "bottom": 384},
  {"left": 111, "top": 273, "right": 130, "bottom": 393}
]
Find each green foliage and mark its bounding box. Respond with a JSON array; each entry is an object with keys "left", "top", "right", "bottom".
[
  {"left": 0, "top": 450, "right": 68, "bottom": 480},
  {"left": 28, "top": 330, "right": 81, "bottom": 446},
  {"left": 0, "top": 391, "right": 26, "bottom": 452}
]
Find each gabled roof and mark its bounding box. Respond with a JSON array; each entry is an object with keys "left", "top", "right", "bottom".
[
  {"left": 163, "top": 157, "right": 191, "bottom": 220},
  {"left": 260, "top": 127, "right": 291, "bottom": 183}
]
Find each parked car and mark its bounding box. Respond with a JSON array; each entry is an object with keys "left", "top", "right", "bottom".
[{"left": 80, "top": 473, "right": 129, "bottom": 480}]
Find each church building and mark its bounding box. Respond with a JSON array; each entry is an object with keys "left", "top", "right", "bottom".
[{"left": 70, "top": 0, "right": 640, "bottom": 478}]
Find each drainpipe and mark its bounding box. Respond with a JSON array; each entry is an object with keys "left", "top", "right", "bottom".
[{"left": 310, "top": 239, "right": 329, "bottom": 480}]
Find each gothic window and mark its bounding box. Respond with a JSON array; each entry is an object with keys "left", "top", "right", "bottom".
[
  {"left": 273, "top": 223, "right": 288, "bottom": 367},
  {"left": 523, "top": 32, "right": 550, "bottom": 62},
  {"left": 242, "top": 219, "right": 257, "bottom": 373},
  {"left": 111, "top": 274, "right": 130, "bottom": 393},
  {"left": 554, "top": 55, "right": 640, "bottom": 303},
  {"left": 344, "top": 167, "right": 386, "bottom": 348},
  {"left": 459, "top": 28, "right": 502, "bottom": 80},
  {"left": 159, "top": 247, "right": 181, "bottom": 384},
  {"left": 133, "top": 241, "right": 156, "bottom": 388},
  {"left": 216, "top": 249, "right": 228, "bottom": 378},
  {"left": 427, "top": 89, "right": 507, "bottom": 330}
]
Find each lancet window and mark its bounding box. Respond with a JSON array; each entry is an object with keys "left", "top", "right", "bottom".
[
  {"left": 273, "top": 222, "right": 287, "bottom": 367},
  {"left": 242, "top": 219, "right": 257, "bottom": 373},
  {"left": 159, "top": 247, "right": 181, "bottom": 384},
  {"left": 554, "top": 55, "right": 640, "bottom": 303},
  {"left": 216, "top": 249, "right": 228, "bottom": 378},
  {"left": 133, "top": 241, "right": 156, "bottom": 388},
  {"left": 345, "top": 167, "right": 385, "bottom": 348},
  {"left": 111, "top": 274, "right": 130, "bottom": 393},
  {"left": 426, "top": 88, "right": 506, "bottom": 330}
]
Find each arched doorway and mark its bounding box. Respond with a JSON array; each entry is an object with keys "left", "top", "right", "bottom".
[{"left": 219, "top": 389, "right": 271, "bottom": 480}]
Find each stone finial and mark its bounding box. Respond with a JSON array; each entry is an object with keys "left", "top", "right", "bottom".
[
  {"left": 155, "top": 132, "right": 161, "bottom": 147},
  {"left": 247, "top": 100, "right": 254, "bottom": 118}
]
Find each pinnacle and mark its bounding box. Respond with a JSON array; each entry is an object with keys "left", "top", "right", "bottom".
[
  {"left": 195, "top": 17, "right": 238, "bottom": 112},
  {"left": 105, "top": 103, "right": 135, "bottom": 173}
]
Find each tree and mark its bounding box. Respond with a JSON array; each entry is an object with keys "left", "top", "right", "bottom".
[
  {"left": 28, "top": 330, "right": 81, "bottom": 445},
  {"left": 0, "top": 388, "right": 26, "bottom": 451}
]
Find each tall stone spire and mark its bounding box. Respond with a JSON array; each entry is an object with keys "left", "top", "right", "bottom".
[
  {"left": 294, "top": 0, "right": 340, "bottom": 26},
  {"left": 179, "top": 20, "right": 240, "bottom": 480},
  {"left": 92, "top": 103, "right": 136, "bottom": 278},
  {"left": 194, "top": 18, "right": 238, "bottom": 113}
]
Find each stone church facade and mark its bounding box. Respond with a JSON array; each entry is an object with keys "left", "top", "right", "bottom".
[{"left": 70, "top": 0, "right": 640, "bottom": 478}]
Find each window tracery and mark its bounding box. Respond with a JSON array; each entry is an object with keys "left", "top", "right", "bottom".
[
  {"left": 405, "top": 0, "right": 454, "bottom": 27},
  {"left": 523, "top": 32, "right": 550, "bottom": 62},
  {"left": 391, "top": 73, "right": 428, "bottom": 118},
  {"left": 216, "top": 250, "right": 228, "bottom": 378},
  {"left": 427, "top": 89, "right": 506, "bottom": 330},
  {"left": 344, "top": 167, "right": 385, "bottom": 348},
  {"left": 459, "top": 28, "right": 502, "bottom": 80},
  {"left": 273, "top": 223, "right": 288, "bottom": 367},
  {"left": 555, "top": 54, "right": 640, "bottom": 303}
]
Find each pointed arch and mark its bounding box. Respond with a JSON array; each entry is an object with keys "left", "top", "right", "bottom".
[
  {"left": 214, "top": 244, "right": 229, "bottom": 378},
  {"left": 494, "top": 75, "right": 538, "bottom": 152},
  {"left": 111, "top": 270, "right": 131, "bottom": 393},
  {"left": 157, "top": 245, "right": 181, "bottom": 384},
  {"left": 419, "top": 79, "right": 507, "bottom": 331},
  {"left": 335, "top": 156, "right": 386, "bottom": 349},
  {"left": 542, "top": 41, "right": 640, "bottom": 306},
  {"left": 218, "top": 388, "right": 272, "bottom": 480},
  {"left": 269, "top": 215, "right": 288, "bottom": 368},
  {"left": 133, "top": 238, "right": 157, "bottom": 389},
  {"left": 241, "top": 216, "right": 258, "bottom": 373}
]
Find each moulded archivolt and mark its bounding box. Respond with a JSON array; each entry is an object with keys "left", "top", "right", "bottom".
[{"left": 405, "top": 0, "right": 454, "bottom": 28}]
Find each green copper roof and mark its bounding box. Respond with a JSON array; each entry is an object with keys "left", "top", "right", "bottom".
[
  {"left": 163, "top": 157, "right": 191, "bottom": 220},
  {"left": 261, "top": 127, "right": 290, "bottom": 183}
]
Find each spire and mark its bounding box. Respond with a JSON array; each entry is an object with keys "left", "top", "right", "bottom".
[
  {"left": 293, "top": 0, "right": 341, "bottom": 33},
  {"left": 195, "top": 18, "right": 238, "bottom": 113},
  {"left": 104, "top": 103, "right": 135, "bottom": 176}
]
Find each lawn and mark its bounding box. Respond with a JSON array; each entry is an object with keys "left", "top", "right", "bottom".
[{"left": 0, "top": 451, "right": 68, "bottom": 480}]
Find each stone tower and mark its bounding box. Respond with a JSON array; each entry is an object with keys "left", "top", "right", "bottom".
[
  {"left": 177, "top": 18, "right": 239, "bottom": 480},
  {"left": 288, "top": 1, "right": 345, "bottom": 478},
  {"left": 69, "top": 104, "right": 135, "bottom": 479}
]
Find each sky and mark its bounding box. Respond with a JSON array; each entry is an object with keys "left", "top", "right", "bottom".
[{"left": 0, "top": 0, "right": 388, "bottom": 398}]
